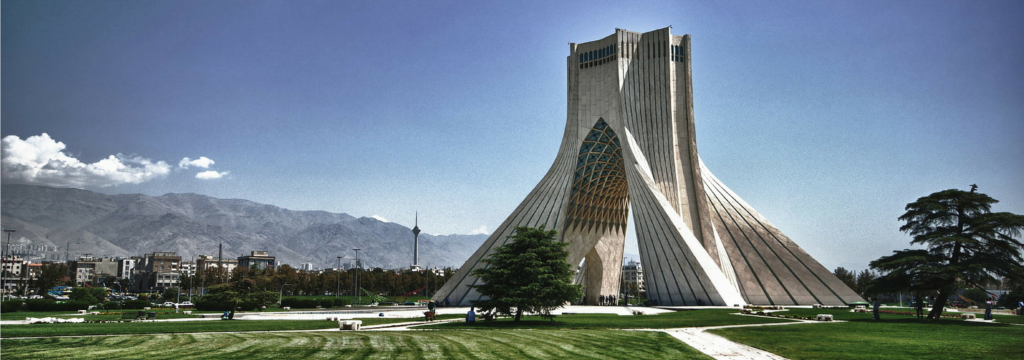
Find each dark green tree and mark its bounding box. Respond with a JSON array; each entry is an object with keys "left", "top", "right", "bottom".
[
  {"left": 162, "top": 288, "right": 179, "bottom": 302},
  {"left": 962, "top": 288, "right": 991, "bottom": 304},
  {"left": 855, "top": 269, "right": 877, "bottom": 297},
  {"left": 35, "top": 263, "right": 68, "bottom": 295},
  {"left": 870, "top": 186, "right": 1024, "bottom": 319},
  {"left": 69, "top": 287, "right": 98, "bottom": 303},
  {"left": 469, "top": 225, "right": 582, "bottom": 322},
  {"left": 832, "top": 267, "right": 856, "bottom": 291}
]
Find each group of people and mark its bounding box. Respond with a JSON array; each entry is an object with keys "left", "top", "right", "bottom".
[{"left": 597, "top": 294, "right": 619, "bottom": 306}]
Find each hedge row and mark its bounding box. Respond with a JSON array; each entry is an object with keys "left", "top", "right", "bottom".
[
  {"left": 24, "top": 299, "right": 92, "bottom": 312},
  {"left": 2, "top": 300, "right": 24, "bottom": 313},
  {"left": 280, "top": 297, "right": 351, "bottom": 309}
]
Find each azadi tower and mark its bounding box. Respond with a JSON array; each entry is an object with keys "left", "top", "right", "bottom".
[{"left": 434, "top": 28, "right": 863, "bottom": 306}]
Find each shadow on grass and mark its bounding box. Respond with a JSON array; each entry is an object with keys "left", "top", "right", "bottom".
[{"left": 420, "top": 309, "right": 793, "bottom": 330}]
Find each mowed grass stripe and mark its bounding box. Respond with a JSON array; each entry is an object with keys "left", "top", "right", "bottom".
[
  {"left": 2, "top": 330, "right": 713, "bottom": 359},
  {"left": 710, "top": 319, "right": 1024, "bottom": 360}
]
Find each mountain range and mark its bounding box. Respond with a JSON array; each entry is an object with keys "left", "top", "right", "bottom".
[{"left": 0, "top": 184, "right": 487, "bottom": 269}]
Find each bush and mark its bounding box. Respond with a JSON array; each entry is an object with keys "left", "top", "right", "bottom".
[
  {"left": 121, "top": 300, "right": 154, "bottom": 309},
  {"left": 281, "top": 297, "right": 351, "bottom": 309},
  {"left": 195, "top": 291, "right": 279, "bottom": 311},
  {"left": 24, "top": 299, "right": 91, "bottom": 312},
  {"left": 2, "top": 300, "right": 25, "bottom": 313}
]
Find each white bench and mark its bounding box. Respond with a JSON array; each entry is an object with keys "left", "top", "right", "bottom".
[
  {"left": 816, "top": 314, "right": 834, "bottom": 321},
  {"left": 961, "top": 313, "right": 976, "bottom": 319},
  {"left": 339, "top": 320, "right": 362, "bottom": 330}
]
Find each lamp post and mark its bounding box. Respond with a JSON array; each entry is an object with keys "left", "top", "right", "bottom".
[
  {"left": 353, "top": 248, "right": 361, "bottom": 306},
  {"left": 111, "top": 283, "right": 123, "bottom": 312},
  {"left": 279, "top": 283, "right": 291, "bottom": 306},
  {"left": 336, "top": 256, "right": 342, "bottom": 298},
  {"left": 2, "top": 229, "right": 14, "bottom": 301}
]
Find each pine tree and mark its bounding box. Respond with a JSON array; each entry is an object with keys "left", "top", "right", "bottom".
[{"left": 470, "top": 225, "right": 582, "bottom": 322}]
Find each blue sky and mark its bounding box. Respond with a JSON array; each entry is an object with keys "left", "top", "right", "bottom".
[{"left": 3, "top": 0, "right": 1022, "bottom": 271}]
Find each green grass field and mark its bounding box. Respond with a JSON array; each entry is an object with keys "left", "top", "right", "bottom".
[
  {"left": 711, "top": 311, "right": 1024, "bottom": 360},
  {"left": 0, "top": 329, "right": 712, "bottom": 360},
  {"left": 1, "top": 315, "right": 466, "bottom": 338},
  {"left": 5, "top": 307, "right": 1021, "bottom": 359},
  {"left": 423, "top": 308, "right": 792, "bottom": 330}
]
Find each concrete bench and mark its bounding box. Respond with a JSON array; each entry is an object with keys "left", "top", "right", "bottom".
[
  {"left": 961, "top": 313, "right": 976, "bottom": 319},
  {"left": 816, "top": 314, "right": 834, "bottom": 321},
  {"left": 339, "top": 320, "right": 362, "bottom": 330},
  {"left": 283, "top": 307, "right": 290, "bottom": 311}
]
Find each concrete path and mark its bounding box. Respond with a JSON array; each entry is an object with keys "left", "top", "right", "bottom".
[{"left": 653, "top": 321, "right": 821, "bottom": 360}]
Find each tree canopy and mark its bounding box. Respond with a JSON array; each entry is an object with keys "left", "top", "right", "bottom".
[
  {"left": 470, "top": 225, "right": 582, "bottom": 322},
  {"left": 870, "top": 186, "right": 1024, "bottom": 319}
]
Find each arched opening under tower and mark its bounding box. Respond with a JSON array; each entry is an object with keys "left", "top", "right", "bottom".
[{"left": 563, "top": 118, "right": 629, "bottom": 305}]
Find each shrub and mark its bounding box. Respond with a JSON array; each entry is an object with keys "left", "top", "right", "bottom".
[
  {"left": 121, "top": 300, "right": 154, "bottom": 309},
  {"left": 195, "top": 291, "right": 278, "bottom": 311},
  {"left": 24, "top": 299, "right": 92, "bottom": 312},
  {"left": 280, "top": 297, "right": 351, "bottom": 309},
  {"left": 2, "top": 300, "right": 25, "bottom": 313}
]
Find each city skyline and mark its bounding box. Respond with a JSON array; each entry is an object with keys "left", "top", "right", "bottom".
[{"left": 3, "top": 0, "right": 1022, "bottom": 272}]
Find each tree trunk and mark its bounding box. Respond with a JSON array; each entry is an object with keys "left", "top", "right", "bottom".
[
  {"left": 928, "top": 290, "right": 948, "bottom": 320},
  {"left": 514, "top": 308, "right": 523, "bottom": 322}
]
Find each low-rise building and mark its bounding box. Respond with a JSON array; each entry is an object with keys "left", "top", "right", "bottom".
[
  {"left": 70, "top": 257, "right": 120, "bottom": 286},
  {"left": 197, "top": 254, "right": 238, "bottom": 275},
  {"left": 238, "top": 251, "right": 275, "bottom": 270},
  {"left": 622, "top": 260, "right": 645, "bottom": 295}
]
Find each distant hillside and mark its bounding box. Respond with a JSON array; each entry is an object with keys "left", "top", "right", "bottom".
[{"left": 0, "top": 184, "right": 486, "bottom": 269}]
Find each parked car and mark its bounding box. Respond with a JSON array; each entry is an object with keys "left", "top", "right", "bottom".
[
  {"left": 177, "top": 301, "right": 194, "bottom": 308},
  {"left": 161, "top": 302, "right": 175, "bottom": 307}
]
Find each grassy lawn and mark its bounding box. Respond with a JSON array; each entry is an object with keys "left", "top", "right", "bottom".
[
  {"left": 770, "top": 307, "right": 1024, "bottom": 325},
  {"left": 422, "top": 309, "right": 793, "bottom": 330},
  {"left": 1, "top": 314, "right": 465, "bottom": 338},
  {"left": 1, "top": 320, "right": 336, "bottom": 338},
  {"left": 1, "top": 329, "right": 712, "bottom": 360},
  {"left": 710, "top": 315, "right": 1024, "bottom": 360}
]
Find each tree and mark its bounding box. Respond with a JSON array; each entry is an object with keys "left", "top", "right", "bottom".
[
  {"left": 870, "top": 186, "right": 1024, "bottom": 319},
  {"left": 832, "top": 267, "right": 856, "bottom": 290},
  {"left": 470, "top": 225, "right": 582, "bottom": 322},
  {"left": 855, "top": 269, "right": 877, "bottom": 298},
  {"left": 35, "top": 263, "right": 68, "bottom": 295},
  {"left": 162, "top": 288, "right": 179, "bottom": 302}
]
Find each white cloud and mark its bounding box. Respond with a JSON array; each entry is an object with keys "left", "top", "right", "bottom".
[
  {"left": 467, "top": 225, "right": 490, "bottom": 235},
  {"left": 371, "top": 215, "right": 389, "bottom": 222},
  {"left": 195, "top": 170, "right": 229, "bottom": 180},
  {"left": 1, "top": 133, "right": 171, "bottom": 188},
  {"left": 179, "top": 156, "right": 215, "bottom": 169}
]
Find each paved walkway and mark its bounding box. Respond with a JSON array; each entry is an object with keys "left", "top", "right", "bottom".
[{"left": 653, "top": 320, "right": 823, "bottom": 360}]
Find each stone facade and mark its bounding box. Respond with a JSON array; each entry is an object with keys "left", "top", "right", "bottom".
[{"left": 434, "top": 28, "right": 863, "bottom": 306}]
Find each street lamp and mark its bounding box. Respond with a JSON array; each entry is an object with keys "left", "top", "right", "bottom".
[
  {"left": 279, "top": 283, "right": 291, "bottom": 306},
  {"left": 111, "top": 283, "right": 123, "bottom": 312},
  {"left": 353, "top": 248, "right": 361, "bottom": 306},
  {"left": 336, "top": 256, "right": 342, "bottom": 299},
  {"left": 2, "top": 229, "right": 14, "bottom": 301}
]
